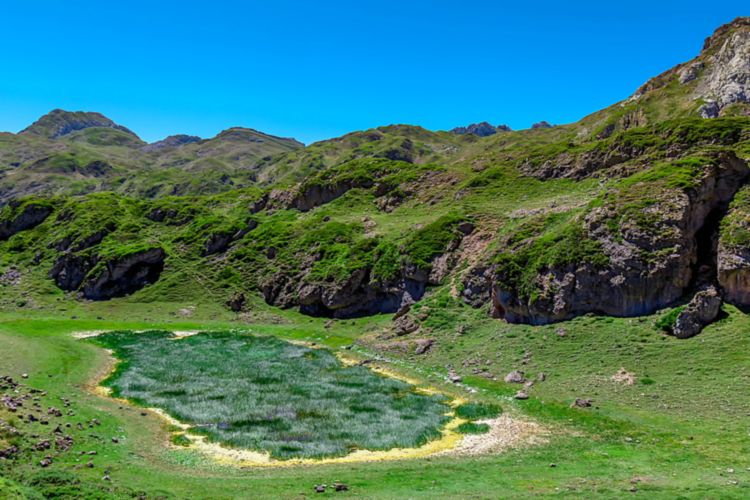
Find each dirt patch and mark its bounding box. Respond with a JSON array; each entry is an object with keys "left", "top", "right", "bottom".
[{"left": 438, "top": 414, "right": 549, "bottom": 457}]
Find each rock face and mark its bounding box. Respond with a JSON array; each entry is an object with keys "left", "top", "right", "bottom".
[
  {"left": 465, "top": 152, "right": 749, "bottom": 324},
  {"left": 202, "top": 220, "right": 257, "bottom": 256},
  {"left": 451, "top": 122, "right": 511, "bottom": 137},
  {"left": 718, "top": 245, "right": 750, "bottom": 305},
  {"left": 672, "top": 286, "right": 723, "bottom": 338},
  {"left": 0, "top": 201, "right": 53, "bottom": 240},
  {"left": 289, "top": 272, "right": 427, "bottom": 319},
  {"left": 49, "top": 253, "right": 98, "bottom": 291},
  {"left": 80, "top": 248, "right": 166, "bottom": 300},
  {"left": 695, "top": 18, "right": 750, "bottom": 116}
]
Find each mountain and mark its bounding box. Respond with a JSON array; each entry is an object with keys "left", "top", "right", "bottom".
[
  {"left": 0, "top": 113, "right": 304, "bottom": 202},
  {"left": 19, "top": 109, "right": 140, "bottom": 140},
  {"left": 0, "top": 18, "right": 749, "bottom": 339}
]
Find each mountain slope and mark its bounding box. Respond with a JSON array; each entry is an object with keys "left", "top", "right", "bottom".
[{"left": 0, "top": 19, "right": 749, "bottom": 337}]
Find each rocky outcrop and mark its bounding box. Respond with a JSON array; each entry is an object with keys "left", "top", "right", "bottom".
[
  {"left": 531, "top": 121, "right": 554, "bottom": 129},
  {"left": 141, "top": 134, "right": 201, "bottom": 152},
  {"left": 202, "top": 220, "right": 258, "bottom": 256},
  {"left": 49, "top": 253, "right": 98, "bottom": 291},
  {"left": 451, "top": 122, "right": 511, "bottom": 137},
  {"left": 293, "top": 272, "right": 426, "bottom": 319},
  {"left": 695, "top": 18, "right": 750, "bottom": 117},
  {"left": 0, "top": 201, "right": 53, "bottom": 240},
  {"left": 466, "top": 152, "right": 749, "bottom": 324},
  {"left": 634, "top": 17, "right": 750, "bottom": 118},
  {"left": 672, "top": 286, "right": 722, "bottom": 338},
  {"left": 718, "top": 245, "right": 750, "bottom": 305},
  {"left": 80, "top": 248, "right": 166, "bottom": 300}
]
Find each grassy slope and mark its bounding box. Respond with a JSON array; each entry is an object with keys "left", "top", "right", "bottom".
[{"left": 0, "top": 299, "right": 748, "bottom": 498}]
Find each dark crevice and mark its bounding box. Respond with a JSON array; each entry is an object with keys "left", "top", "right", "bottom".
[{"left": 689, "top": 205, "right": 725, "bottom": 292}]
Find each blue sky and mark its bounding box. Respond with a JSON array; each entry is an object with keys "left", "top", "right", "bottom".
[{"left": 0, "top": 1, "right": 746, "bottom": 144}]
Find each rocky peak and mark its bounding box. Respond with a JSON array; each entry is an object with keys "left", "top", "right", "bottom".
[
  {"left": 695, "top": 18, "right": 750, "bottom": 117},
  {"left": 214, "top": 127, "right": 303, "bottom": 148},
  {"left": 633, "top": 17, "right": 750, "bottom": 118},
  {"left": 531, "top": 121, "right": 554, "bottom": 129},
  {"left": 141, "top": 134, "right": 202, "bottom": 153},
  {"left": 19, "top": 109, "right": 138, "bottom": 140},
  {"left": 451, "top": 122, "right": 512, "bottom": 137}
]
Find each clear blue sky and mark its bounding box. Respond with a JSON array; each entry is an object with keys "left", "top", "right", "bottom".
[{"left": 0, "top": 1, "right": 746, "bottom": 144}]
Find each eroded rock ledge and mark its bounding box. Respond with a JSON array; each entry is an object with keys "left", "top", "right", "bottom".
[{"left": 464, "top": 152, "right": 749, "bottom": 326}]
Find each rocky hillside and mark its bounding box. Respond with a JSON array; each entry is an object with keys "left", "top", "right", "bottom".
[{"left": 0, "top": 18, "right": 749, "bottom": 339}]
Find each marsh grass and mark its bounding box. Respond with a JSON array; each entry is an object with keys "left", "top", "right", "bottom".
[{"left": 92, "top": 330, "right": 450, "bottom": 459}]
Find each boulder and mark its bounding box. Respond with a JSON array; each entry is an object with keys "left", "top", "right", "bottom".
[
  {"left": 504, "top": 371, "right": 526, "bottom": 384},
  {"left": 394, "top": 314, "right": 420, "bottom": 336},
  {"left": 672, "top": 286, "right": 722, "bottom": 338},
  {"left": 414, "top": 339, "right": 434, "bottom": 355},
  {"left": 571, "top": 398, "right": 593, "bottom": 408}
]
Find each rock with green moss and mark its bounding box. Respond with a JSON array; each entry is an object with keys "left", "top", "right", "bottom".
[{"left": 466, "top": 152, "right": 748, "bottom": 324}]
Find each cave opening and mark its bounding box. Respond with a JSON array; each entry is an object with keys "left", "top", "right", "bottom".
[{"left": 689, "top": 206, "right": 726, "bottom": 292}]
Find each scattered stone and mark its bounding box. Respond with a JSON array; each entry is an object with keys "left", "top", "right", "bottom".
[
  {"left": 414, "top": 339, "right": 434, "bottom": 355},
  {"left": 39, "top": 456, "right": 53, "bottom": 467},
  {"left": 314, "top": 484, "right": 326, "bottom": 493},
  {"left": 571, "top": 398, "right": 593, "bottom": 408},
  {"left": 537, "top": 373, "right": 546, "bottom": 382},
  {"left": 21, "top": 373, "right": 28, "bottom": 379},
  {"left": 0, "top": 446, "right": 19, "bottom": 459},
  {"left": 514, "top": 390, "right": 529, "bottom": 400},
  {"left": 556, "top": 328, "right": 567, "bottom": 337},
  {"left": 334, "top": 482, "right": 349, "bottom": 492},
  {"left": 504, "top": 371, "right": 526, "bottom": 384},
  {"left": 448, "top": 369, "right": 462, "bottom": 384},
  {"left": 86, "top": 461, "right": 95, "bottom": 468},
  {"left": 394, "top": 314, "right": 420, "bottom": 336}
]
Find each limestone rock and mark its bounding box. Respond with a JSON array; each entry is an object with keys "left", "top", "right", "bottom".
[
  {"left": 504, "top": 371, "right": 526, "bottom": 384},
  {"left": 468, "top": 152, "right": 748, "bottom": 324},
  {"left": 672, "top": 286, "right": 722, "bottom": 338}
]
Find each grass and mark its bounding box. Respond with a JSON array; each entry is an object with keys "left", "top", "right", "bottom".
[
  {"left": 92, "top": 330, "right": 451, "bottom": 459},
  {"left": 1, "top": 301, "right": 749, "bottom": 498}
]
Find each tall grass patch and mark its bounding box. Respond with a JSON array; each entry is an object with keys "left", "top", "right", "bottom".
[{"left": 92, "top": 330, "right": 450, "bottom": 459}]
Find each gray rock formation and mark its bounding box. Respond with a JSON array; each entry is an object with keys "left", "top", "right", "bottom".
[
  {"left": 451, "top": 122, "right": 511, "bottom": 137},
  {"left": 81, "top": 248, "right": 166, "bottom": 300},
  {"left": 0, "top": 201, "right": 53, "bottom": 241},
  {"left": 531, "top": 121, "right": 553, "bottom": 129},
  {"left": 465, "top": 152, "right": 749, "bottom": 324},
  {"left": 718, "top": 242, "right": 750, "bottom": 306},
  {"left": 695, "top": 18, "right": 750, "bottom": 115},
  {"left": 672, "top": 286, "right": 722, "bottom": 338}
]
